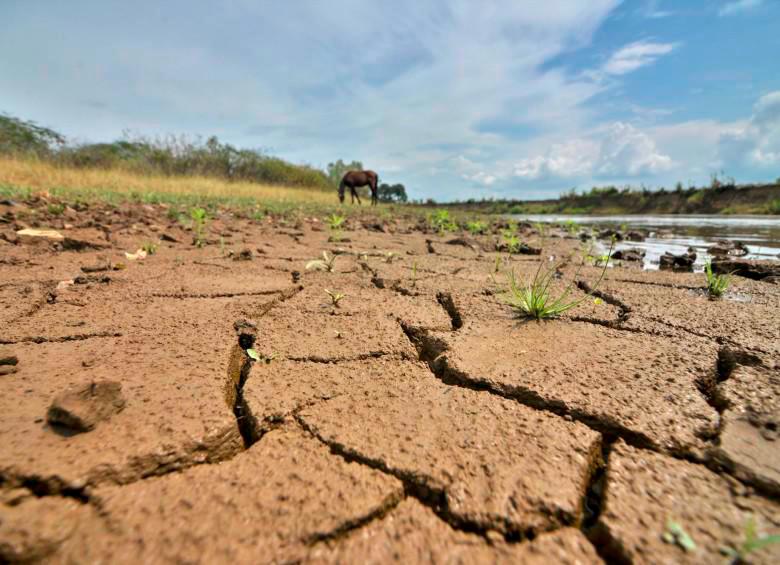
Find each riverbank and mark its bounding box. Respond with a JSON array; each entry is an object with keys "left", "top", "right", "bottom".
[{"left": 440, "top": 182, "right": 780, "bottom": 215}]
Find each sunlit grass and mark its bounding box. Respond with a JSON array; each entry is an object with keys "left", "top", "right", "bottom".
[{"left": 0, "top": 156, "right": 335, "bottom": 206}]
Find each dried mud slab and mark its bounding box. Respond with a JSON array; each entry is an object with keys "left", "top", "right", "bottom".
[
  {"left": 51, "top": 426, "right": 403, "bottom": 564},
  {"left": 711, "top": 363, "right": 780, "bottom": 496},
  {"left": 0, "top": 496, "right": 85, "bottom": 562},
  {"left": 431, "top": 318, "right": 719, "bottom": 455},
  {"left": 307, "top": 498, "right": 602, "bottom": 564},
  {"left": 294, "top": 359, "right": 601, "bottom": 535},
  {"left": 0, "top": 296, "right": 247, "bottom": 491},
  {"left": 594, "top": 442, "right": 780, "bottom": 564}
]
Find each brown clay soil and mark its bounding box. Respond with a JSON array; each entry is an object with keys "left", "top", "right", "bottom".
[{"left": 0, "top": 197, "right": 778, "bottom": 564}]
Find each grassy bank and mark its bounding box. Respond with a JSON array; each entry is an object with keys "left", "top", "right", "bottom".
[{"left": 0, "top": 156, "right": 343, "bottom": 213}]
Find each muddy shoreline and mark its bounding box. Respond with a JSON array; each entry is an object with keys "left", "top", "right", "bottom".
[{"left": 1, "top": 197, "right": 778, "bottom": 563}]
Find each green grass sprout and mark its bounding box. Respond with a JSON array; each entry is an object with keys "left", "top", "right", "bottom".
[{"left": 705, "top": 260, "right": 731, "bottom": 298}]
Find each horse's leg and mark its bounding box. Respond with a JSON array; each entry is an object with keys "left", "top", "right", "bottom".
[
  {"left": 371, "top": 179, "right": 378, "bottom": 206},
  {"left": 353, "top": 186, "right": 362, "bottom": 205}
]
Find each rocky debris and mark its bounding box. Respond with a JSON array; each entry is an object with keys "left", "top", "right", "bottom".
[
  {"left": 495, "top": 241, "right": 542, "bottom": 255},
  {"left": 0, "top": 349, "right": 19, "bottom": 375},
  {"left": 444, "top": 236, "right": 483, "bottom": 252},
  {"left": 612, "top": 248, "right": 645, "bottom": 262},
  {"left": 431, "top": 319, "right": 719, "bottom": 455},
  {"left": 0, "top": 496, "right": 84, "bottom": 562},
  {"left": 60, "top": 237, "right": 109, "bottom": 251},
  {"left": 712, "top": 258, "right": 780, "bottom": 282},
  {"left": 15, "top": 228, "right": 64, "bottom": 244},
  {"left": 709, "top": 239, "right": 749, "bottom": 257},
  {"left": 660, "top": 248, "right": 697, "bottom": 271},
  {"left": 307, "top": 498, "right": 602, "bottom": 564},
  {"left": 290, "top": 359, "right": 601, "bottom": 535},
  {"left": 46, "top": 380, "right": 126, "bottom": 432},
  {"left": 593, "top": 442, "right": 780, "bottom": 564},
  {"left": 55, "top": 426, "right": 403, "bottom": 563},
  {"left": 598, "top": 228, "right": 623, "bottom": 241},
  {"left": 625, "top": 230, "right": 645, "bottom": 242},
  {"left": 232, "top": 248, "right": 253, "bottom": 261},
  {"left": 160, "top": 233, "right": 179, "bottom": 242},
  {"left": 710, "top": 363, "right": 780, "bottom": 496}
]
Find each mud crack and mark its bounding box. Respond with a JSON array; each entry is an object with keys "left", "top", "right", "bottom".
[
  {"left": 576, "top": 280, "right": 632, "bottom": 323},
  {"left": 436, "top": 292, "right": 463, "bottom": 330},
  {"left": 0, "top": 331, "right": 122, "bottom": 345}
]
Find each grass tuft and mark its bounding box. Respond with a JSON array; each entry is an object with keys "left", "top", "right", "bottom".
[{"left": 705, "top": 260, "right": 731, "bottom": 298}]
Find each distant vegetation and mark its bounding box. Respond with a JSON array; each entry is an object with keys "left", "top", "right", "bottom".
[
  {"left": 438, "top": 176, "right": 780, "bottom": 215},
  {"left": 0, "top": 113, "right": 407, "bottom": 202}
]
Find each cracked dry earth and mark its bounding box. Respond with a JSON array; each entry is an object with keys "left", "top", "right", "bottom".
[{"left": 1, "top": 201, "right": 779, "bottom": 564}]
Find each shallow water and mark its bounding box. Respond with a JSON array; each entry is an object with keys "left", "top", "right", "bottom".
[{"left": 510, "top": 214, "right": 780, "bottom": 271}]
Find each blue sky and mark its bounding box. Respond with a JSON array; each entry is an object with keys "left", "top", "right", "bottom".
[{"left": 1, "top": 0, "right": 779, "bottom": 200}]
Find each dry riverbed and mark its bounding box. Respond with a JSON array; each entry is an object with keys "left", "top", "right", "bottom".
[{"left": 0, "top": 197, "right": 778, "bottom": 563}]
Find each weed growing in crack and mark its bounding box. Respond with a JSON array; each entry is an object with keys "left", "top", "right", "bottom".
[
  {"left": 428, "top": 209, "right": 456, "bottom": 234},
  {"left": 190, "top": 207, "right": 208, "bottom": 247},
  {"left": 246, "top": 348, "right": 276, "bottom": 364},
  {"left": 505, "top": 239, "right": 613, "bottom": 320},
  {"left": 410, "top": 261, "right": 418, "bottom": 287},
  {"left": 306, "top": 251, "right": 337, "bottom": 272},
  {"left": 494, "top": 254, "right": 502, "bottom": 274},
  {"left": 721, "top": 516, "right": 780, "bottom": 563},
  {"left": 662, "top": 519, "right": 696, "bottom": 553},
  {"left": 502, "top": 230, "right": 522, "bottom": 253},
  {"left": 326, "top": 213, "right": 346, "bottom": 241},
  {"left": 466, "top": 220, "right": 487, "bottom": 235},
  {"left": 705, "top": 260, "right": 731, "bottom": 298},
  {"left": 324, "top": 289, "right": 346, "bottom": 308},
  {"left": 141, "top": 241, "right": 158, "bottom": 255}
]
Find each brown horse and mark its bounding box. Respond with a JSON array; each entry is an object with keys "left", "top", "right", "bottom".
[{"left": 339, "top": 170, "right": 379, "bottom": 206}]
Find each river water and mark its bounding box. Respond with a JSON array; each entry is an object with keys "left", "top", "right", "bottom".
[{"left": 510, "top": 214, "right": 780, "bottom": 271}]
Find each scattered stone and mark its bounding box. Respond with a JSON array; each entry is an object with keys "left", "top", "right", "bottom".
[
  {"left": 80, "top": 261, "right": 112, "bottom": 273},
  {"left": 60, "top": 237, "right": 108, "bottom": 251},
  {"left": 598, "top": 228, "right": 623, "bottom": 241},
  {"left": 712, "top": 258, "right": 780, "bottom": 282},
  {"left": 160, "top": 233, "right": 179, "bottom": 243},
  {"left": 0, "top": 350, "right": 19, "bottom": 366},
  {"left": 660, "top": 249, "right": 696, "bottom": 271},
  {"left": 0, "top": 198, "right": 16, "bottom": 206},
  {"left": 612, "top": 248, "right": 645, "bottom": 262},
  {"left": 625, "top": 230, "right": 646, "bottom": 242},
  {"left": 233, "top": 248, "right": 253, "bottom": 261},
  {"left": 15, "top": 228, "right": 64, "bottom": 244},
  {"left": 46, "top": 381, "right": 126, "bottom": 433},
  {"left": 0, "top": 365, "right": 19, "bottom": 376},
  {"left": 709, "top": 239, "right": 749, "bottom": 257},
  {"left": 291, "top": 270, "right": 301, "bottom": 283},
  {"left": 495, "top": 241, "right": 542, "bottom": 255},
  {"left": 73, "top": 275, "right": 110, "bottom": 285}
]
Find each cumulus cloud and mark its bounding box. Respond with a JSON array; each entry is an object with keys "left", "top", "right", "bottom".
[
  {"left": 718, "top": 90, "right": 780, "bottom": 167},
  {"left": 513, "top": 122, "right": 673, "bottom": 180},
  {"left": 602, "top": 41, "right": 678, "bottom": 76},
  {"left": 719, "top": 0, "right": 764, "bottom": 17}
]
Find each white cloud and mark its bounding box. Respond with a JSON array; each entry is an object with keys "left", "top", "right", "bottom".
[
  {"left": 719, "top": 0, "right": 764, "bottom": 17},
  {"left": 513, "top": 122, "right": 673, "bottom": 180},
  {"left": 602, "top": 41, "right": 678, "bottom": 76},
  {"left": 718, "top": 90, "right": 780, "bottom": 167}
]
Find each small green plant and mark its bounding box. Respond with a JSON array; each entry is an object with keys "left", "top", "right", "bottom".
[
  {"left": 47, "top": 203, "right": 65, "bottom": 216},
  {"left": 383, "top": 251, "right": 398, "bottom": 263},
  {"left": 662, "top": 519, "right": 696, "bottom": 553},
  {"left": 721, "top": 516, "right": 780, "bottom": 564},
  {"left": 563, "top": 219, "right": 578, "bottom": 236},
  {"left": 502, "top": 230, "right": 522, "bottom": 253},
  {"left": 505, "top": 240, "right": 613, "bottom": 320},
  {"left": 246, "top": 348, "right": 276, "bottom": 364},
  {"left": 306, "top": 251, "right": 337, "bottom": 272},
  {"left": 466, "top": 220, "right": 487, "bottom": 235},
  {"left": 324, "top": 289, "right": 346, "bottom": 308},
  {"left": 326, "top": 213, "right": 346, "bottom": 231},
  {"left": 410, "top": 261, "right": 418, "bottom": 287},
  {"left": 705, "top": 260, "right": 731, "bottom": 298},
  {"left": 190, "top": 207, "right": 208, "bottom": 247},
  {"left": 494, "top": 255, "right": 502, "bottom": 274},
  {"left": 428, "top": 209, "right": 456, "bottom": 234},
  {"left": 767, "top": 199, "right": 780, "bottom": 215},
  {"left": 141, "top": 241, "right": 158, "bottom": 255}
]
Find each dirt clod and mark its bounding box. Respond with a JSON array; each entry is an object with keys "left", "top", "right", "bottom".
[{"left": 46, "top": 380, "right": 126, "bottom": 432}]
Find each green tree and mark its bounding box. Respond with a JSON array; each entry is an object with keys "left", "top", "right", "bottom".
[
  {"left": 0, "top": 114, "right": 65, "bottom": 156},
  {"left": 377, "top": 182, "right": 408, "bottom": 203},
  {"left": 326, "top": 159, "right": 363, "bottom": 186}
]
